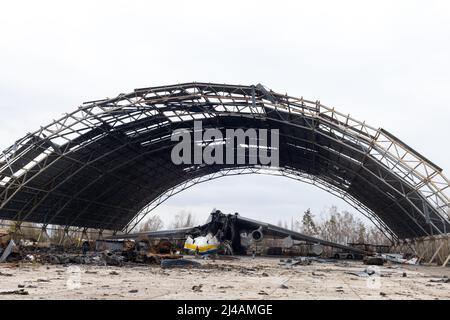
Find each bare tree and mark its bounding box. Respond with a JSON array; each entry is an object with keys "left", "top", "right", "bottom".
[
  {"left": 297, "top": 208, "right": 318, "bottom": 236},
  {"left": 356, "top": 221, "right": 367, "bottom": 243},
  {"left": 170, "top": 211, "right": 197, "bottom": 229},
  {"left": 49, "top": 225, "right": 65, "bottom": 243},
  {"left": 319, "top": 210, "right": 339, "bottom": 243},
  {"left": 14, "top": 222, "right": 41, "bottom": 241},
  {"left": 298, "top": 205, "right": 389, "bottom": 245},
  {"left": 139, "top": 215, "right": 164, "bottom": 232},
  {"left": 367, "top": 227, "right": 390, "bottom": 245}
]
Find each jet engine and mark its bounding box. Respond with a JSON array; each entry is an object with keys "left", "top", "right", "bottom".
[{"left": 250, "top": 228, "right": 264, "bottom": 242}]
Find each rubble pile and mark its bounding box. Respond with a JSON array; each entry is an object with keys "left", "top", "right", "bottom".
[
  {"left": 37, "top": 251, "right": 125, "bottom": 266},
  {"left": 0, "top": 239, "right": 183, "bottom": 267}
]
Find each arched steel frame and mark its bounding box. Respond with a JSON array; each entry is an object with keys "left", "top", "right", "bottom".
[{"left": 0, "top": 83, "right": 449, "bottom": 240}]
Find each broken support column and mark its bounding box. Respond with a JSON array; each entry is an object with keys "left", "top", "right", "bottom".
[{"left": 0, "top": 240, "right": 15, "bottom": 262}]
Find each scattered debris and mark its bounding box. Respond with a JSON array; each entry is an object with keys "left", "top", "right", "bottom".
[
  {"left": 218, "top": 285, "right": 233, "bottom": 289},
  {"left": 192, "top": 284, "right": 203, "bottom": 292},
  {"left": 381, "top": 254, "right": 418, "bottom": 265},
  {"left": 0, "top": 271, "right": 13, "bottom": 277},
  {"left": 380, "top": 292, "right": 387, "bottom": 296},
  {"left": 161, "top": 259, "right": 201, "bottom": 269},
  {"left": 429, "top": 278, "right": 450, "bottom": 283},
  {"left": 346, "top": 267, "right": 376, "bottom": 278},
  {"left": 402, "top": 272, "right": 407, "bottom": 278},
  {"left": 0, "top": 289, "right": 29, "bottom": 295},
  {"left": 25, "top": 254, "right": 35, "bottom": 262},
  {"left": 104, "top": 251, "right": 125, "bottom": 266},
  {"left": 347, "top": 271, "right": 370, "bottom": 278},
  {"left": 0, "top": 238, "right": 184, "bottom": 267},
  {"left": 213, "top": 255, "right": 239, "bottom": 261},
  {"left": 152, "top": 240, "right": 174, "bottom": 254},
  {"left": 279, "top": 256, "right": 312, "bottom": 267},
  {"left": 141, "top": 253, "right": 183, "bottom": 265},
  {"left": 311, "top": 272, "right": 325, "bottom": 277},
  {"left": 293, "top": 257, "right": 312, "bottom": 264},
  {"left": 0, "top": 253, "right": 447, "bottom": 299},
  {"left": 309, "top": 257, "right": 336, "bottom": 263},
  {"left": 363, "top": 256, "right": 384, "bottom": 266},
  {"left": 365, "top": 267, "right": 376, "bottom": 276}
]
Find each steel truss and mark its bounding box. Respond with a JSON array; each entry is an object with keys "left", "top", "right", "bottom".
[{"left": 0, "top": 83, "right": 448, "bottom": 241}]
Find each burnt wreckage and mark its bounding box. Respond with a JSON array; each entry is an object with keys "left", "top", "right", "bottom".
[
  {"left": 0, "top": 83, "right": 449, "bottom": 243},
  {"left": 109, "top": 210, "right": 367, "bottom": 255}
]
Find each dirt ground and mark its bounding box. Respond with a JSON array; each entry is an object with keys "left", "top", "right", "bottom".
[{"left": 0, "top": 256, "right": 449, "bottom": 300}]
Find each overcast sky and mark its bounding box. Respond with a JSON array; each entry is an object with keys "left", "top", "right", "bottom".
[{"left": 1, "top": 1, "right": 449, "bottom": 228}]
